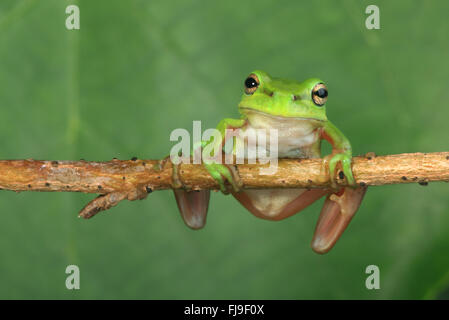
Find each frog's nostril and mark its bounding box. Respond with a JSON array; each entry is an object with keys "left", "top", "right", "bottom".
[{"left": 292, "top": 95, "right": 299, "bottom": 101}]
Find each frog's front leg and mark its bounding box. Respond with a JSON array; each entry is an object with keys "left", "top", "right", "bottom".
[
  {"left": 310, "top": 121, "right": 367, "bottom": 254},
  {"left": 321, "top": 121, "right": 355, "bottom": 187},
  {"left": 202, "top": 118, "right": 246, "bottom": 193},
  {"left": 172, "top": 118, "right": 245, "bottom": 229}
]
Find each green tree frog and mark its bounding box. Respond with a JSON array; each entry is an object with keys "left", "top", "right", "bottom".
[{"left": 173, "top": 70, "right": 367, "bottom": 254}]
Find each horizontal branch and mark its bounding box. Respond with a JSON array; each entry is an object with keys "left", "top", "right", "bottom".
[{"left": 0, "top": 152, "right": 448, "bottom": 218}]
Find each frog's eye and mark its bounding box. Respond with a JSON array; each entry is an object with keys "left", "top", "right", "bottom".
[
  {"left": 244, "top": 74, "right": 260, "bottom": 95},
  {"left": 312, "top": 83, "right": 328, "bottom": 106}
]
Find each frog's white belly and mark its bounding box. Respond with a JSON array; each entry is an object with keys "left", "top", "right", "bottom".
[
  {"left": 237, "top": 111, "right": 322, "bottom": 218},
  {"left": 243, "top": 188, "right": 308, "bottom": 217}
]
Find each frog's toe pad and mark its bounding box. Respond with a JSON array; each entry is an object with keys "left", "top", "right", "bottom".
[
  {"left": 173, "top": 189, "right": 210, "bottom": 230},
  {"left": 311, "top": 186, "right": 367, "bottom": 254}
]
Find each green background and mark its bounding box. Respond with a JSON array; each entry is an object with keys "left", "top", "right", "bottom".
[{"left": 0, "top": 0, "right": 448, "bottom": 299}]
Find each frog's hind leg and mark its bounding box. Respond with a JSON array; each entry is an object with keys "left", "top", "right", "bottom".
[
  {"left": 233, "top": 189, "right": 329, "bottom": 221},
  {"left": 171, "top": 154, "right": 210, "bottom": 230},
  {"left": 311, "top": 186, "right": 367, "bottom": 254},
  {"left": 173, "top": 189, "right": 210, "bottom": 230}
]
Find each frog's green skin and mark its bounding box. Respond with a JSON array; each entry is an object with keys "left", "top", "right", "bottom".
[{"left": 173, "top": 70, "right": 367, "bottom": 254}]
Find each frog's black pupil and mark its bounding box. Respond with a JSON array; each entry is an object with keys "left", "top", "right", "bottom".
[
  {"left": 245, "top": 77, "right": 258, "bottom": 88},
  {"left": 315, "top": 88, "right": 328, "bottom": 98}
]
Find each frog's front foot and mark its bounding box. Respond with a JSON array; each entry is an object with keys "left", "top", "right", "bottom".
[
  {"left": 204, "top": 163, "right": 242, "bottom": 194},
  {"left": 328, "top": 153, "right": 355, "bottom": 188}
]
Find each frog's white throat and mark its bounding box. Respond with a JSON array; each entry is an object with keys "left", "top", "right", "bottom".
[{"left": 241, "top": 108, "right": 322, "bottom": 158}]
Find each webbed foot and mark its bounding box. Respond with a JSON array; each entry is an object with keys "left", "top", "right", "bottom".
[
  {"left": 173, "top": 189, "right": 210, "bottom": 229},
  {"left": 311, "top": 186, "right": 367, "bottom": 254},
  {"left": 171, "top": 154, "right": 211, "bottom": 229}
]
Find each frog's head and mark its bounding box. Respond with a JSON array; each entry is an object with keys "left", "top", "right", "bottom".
[{"left": 238, "top": 70, "right": 328, "bottom": 122}]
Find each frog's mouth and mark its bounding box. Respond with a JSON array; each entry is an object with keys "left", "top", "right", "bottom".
[{"left": 239, "top": 107, "right": 325, "bottom": 122}]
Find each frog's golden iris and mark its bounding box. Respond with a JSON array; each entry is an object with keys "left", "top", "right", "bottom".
[
  {"left": 244, "top": 73, "right": 259, "bottom": 95},
  {"left": 312, "top": 83, "right": 328, "bottom": 106}
]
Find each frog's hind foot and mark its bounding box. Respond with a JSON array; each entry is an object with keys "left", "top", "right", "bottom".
[
  {"left": 311, "top": 186, "right": 367, "bottom": 254},
  {"left": 171, "top": 154, "right": 210, "bottom": 230},
  {"left": 173, "top": 189, "right": 210, "bottom": 230}
]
